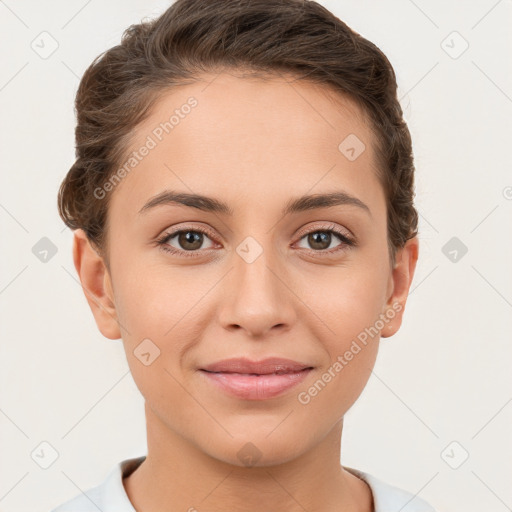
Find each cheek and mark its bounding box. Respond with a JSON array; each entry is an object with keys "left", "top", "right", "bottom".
[
  {"left": 300, "top": 261, "right": 388, "bottom": 344},
  {"left": 296, "top": 261, "right": 386, "bottom": 396},
  {"left": 112, "top": 265, "right": 216, "bottom": 396},
  {"left": 112, "top": 271, "right": 196, "bottom": 409},
  {"left": 293, "top": 271, "right": 384, "bottom": 417},
  {"left": 113, "top": 260, "right": 211, "bottom": 337}
]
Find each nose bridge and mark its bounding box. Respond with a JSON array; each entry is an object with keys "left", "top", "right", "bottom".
[{"left": 218, "top": 235, "right": 296, "bottom": 336}]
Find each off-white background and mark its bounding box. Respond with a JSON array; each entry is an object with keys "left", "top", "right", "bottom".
[{"left": 1, "top": 1, "right": 511, "bottom": 511}]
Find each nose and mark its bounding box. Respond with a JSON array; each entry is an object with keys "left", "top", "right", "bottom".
[{"left": 217, "top": 244, "right": 297, "bottom": 338}]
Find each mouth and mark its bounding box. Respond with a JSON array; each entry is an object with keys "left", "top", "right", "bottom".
[
  {"left": 199, "top": 369, "right": 313, "bottom": 400},
  {"left": 200, "top": 368, "right": 313, "bottom": 376},
  {"left": 200, "top": 356, "right": 313, "bottom": 375}
]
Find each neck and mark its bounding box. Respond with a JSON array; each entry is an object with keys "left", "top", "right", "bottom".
[{"left": 123, "top": 404, "right": 373, "bottom": 512}]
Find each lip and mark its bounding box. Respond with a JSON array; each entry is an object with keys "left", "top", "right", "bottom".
[
  {"left": 199, "top": 357, "right": 314, "bottom": 400},
  {"left": 200, "top": 357, "right": 312, "bottom": 374}
]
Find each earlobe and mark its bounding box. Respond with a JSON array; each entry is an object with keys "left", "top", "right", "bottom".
[
  {"left": 380, "top": 237, "right": 419, "bottom": 339},
  {"left": 72, "top": 229, "right": 122, "bottom": 340}
]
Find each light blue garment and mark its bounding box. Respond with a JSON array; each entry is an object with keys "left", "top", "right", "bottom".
[{"left": 50, "top": 456, "right": 437, "bottom": 512}]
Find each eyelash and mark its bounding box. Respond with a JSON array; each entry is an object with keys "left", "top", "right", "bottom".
[{"left": 155, "top": 223, "right": 356, "bottom": 259}]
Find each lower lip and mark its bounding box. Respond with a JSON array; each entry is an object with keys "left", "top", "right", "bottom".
[{"left": 199, "top": 368, "right": 312, "bottom": 400}]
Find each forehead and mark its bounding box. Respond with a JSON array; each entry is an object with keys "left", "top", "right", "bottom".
[
  {"left": 109, "top": 71, "right": 383, "bottom": 220},
  {"left": 135, "top": 70, "right": 372, "bottom": 155}
]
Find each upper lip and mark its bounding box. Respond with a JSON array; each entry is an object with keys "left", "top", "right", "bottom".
[{"left": 200, "top": 357, "right": 313, "bottom": 375}]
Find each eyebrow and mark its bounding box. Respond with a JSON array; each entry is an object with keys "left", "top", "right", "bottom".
[{"left": 138, "top": 190, "right": 371, "bottom": 217}]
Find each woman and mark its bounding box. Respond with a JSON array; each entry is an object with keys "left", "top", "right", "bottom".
[{"left": 52, "top": 0, "right": 435, "bottom": 510}]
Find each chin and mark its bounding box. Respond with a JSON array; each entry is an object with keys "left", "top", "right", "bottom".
[{"left": 200, "top": 432, "right": 309, "bottom": 468}]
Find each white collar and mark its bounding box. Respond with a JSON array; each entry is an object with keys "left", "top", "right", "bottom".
[{"left": 52, "top": 456, "right": 436, "bottom": 512}]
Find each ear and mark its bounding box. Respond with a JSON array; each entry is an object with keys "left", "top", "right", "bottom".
[
  {"left": 72, "top": 229, "right": 121, "bottom": 340},
  {"left": 380, "top": 237, "right": 419, "bottom": 338}
]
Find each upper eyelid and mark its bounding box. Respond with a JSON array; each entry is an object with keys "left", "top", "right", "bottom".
[{"left": 294, "top": 222, "right": 353, "bottom": 240}]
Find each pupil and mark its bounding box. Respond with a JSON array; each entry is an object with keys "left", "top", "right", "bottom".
[
  {"left": 179, "top": 231, "right": 202, "bottom": 250},
  {"left": 309, "top": 231, "right": 330, "bottom": 250}
]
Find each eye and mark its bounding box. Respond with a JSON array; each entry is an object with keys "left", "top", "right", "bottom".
[
  {"left": 156, "top": 226, "right": 216, "bottom": 258},
  {"left": 295, "top": 224, "right": 356, "bottom": 254},
  {"left": 156, "top": 223, "right": 356, "bottom": 259}
]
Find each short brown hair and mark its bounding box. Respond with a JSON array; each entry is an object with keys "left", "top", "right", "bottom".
[{"left": 58, "top": 0, "right": 418, "bottom": 267}]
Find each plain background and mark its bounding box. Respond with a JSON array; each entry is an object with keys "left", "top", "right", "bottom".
[{"left": 0, "top": 1, "right": 511, "bottom": 511}]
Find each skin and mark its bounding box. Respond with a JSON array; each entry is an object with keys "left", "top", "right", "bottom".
[{"left": 73, "top": 70, "right": 418, "bottom": 512}]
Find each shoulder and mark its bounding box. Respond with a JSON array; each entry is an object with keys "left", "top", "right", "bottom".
[
  {"left": 344, "top": 466, "right": 438, "bottom": 512},
  {"left": 49, "top": 482, "right": 108, "bottom": 512},
  {"left": 48, "top": 456, "right": 145, "bottom": 512}
]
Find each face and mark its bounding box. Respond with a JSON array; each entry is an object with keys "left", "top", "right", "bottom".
[{"left": 75, "top": 71, "right": 418, "bottom": 467}]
